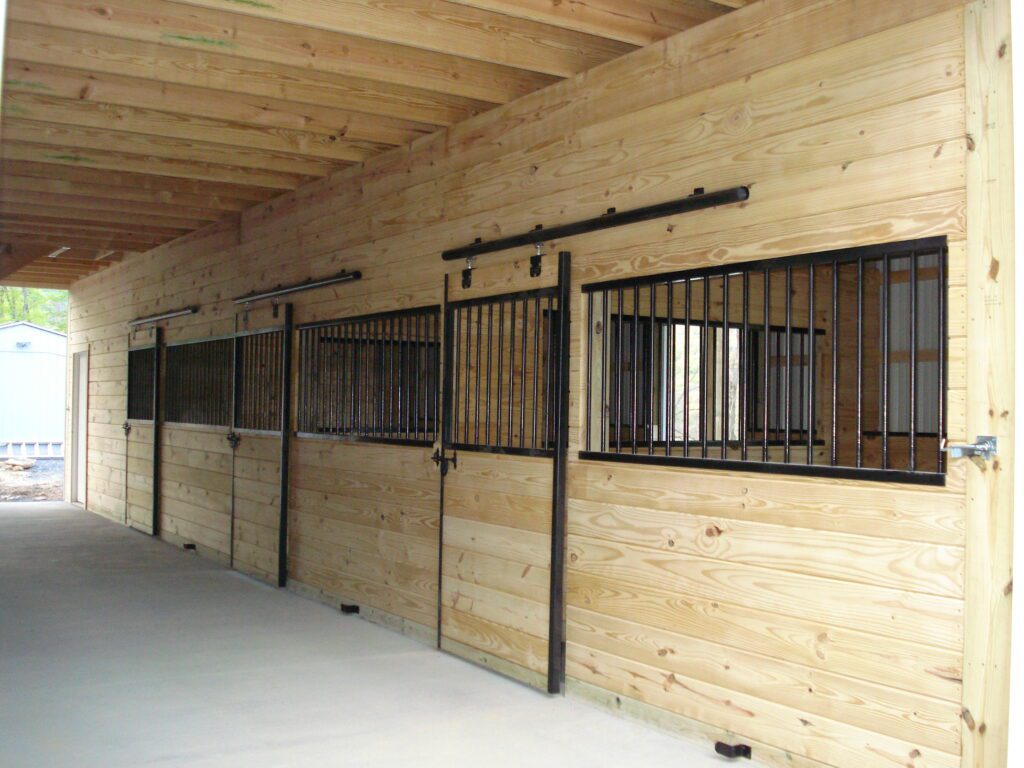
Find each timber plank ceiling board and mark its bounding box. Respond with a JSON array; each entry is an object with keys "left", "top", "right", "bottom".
[{"left": 0, "top": 0, "right": 736, "bottom": 283}]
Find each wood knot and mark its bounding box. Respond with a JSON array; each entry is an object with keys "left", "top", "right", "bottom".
[
  {"left": 705, "top": 525, "right": 723, "bottom": 538},
  {"left": 988, "top": 257, "right": 1000, "bottom": 280},
  {"left": 1004, "top": 579, "right": 1012, "bottom": 596},
  {"left": 998, "top": 42, "right": 1007, "bottom": 59},
  {"left": 966, "top": 134, "right": 976, "bottom": 151},
  {"left": 962, "top": 707, "right": 976, "bottom": 731}
]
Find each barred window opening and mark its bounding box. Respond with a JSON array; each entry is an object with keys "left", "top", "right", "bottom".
[{"left": 582, "top": 237, "right": 948, "bottom": 484}]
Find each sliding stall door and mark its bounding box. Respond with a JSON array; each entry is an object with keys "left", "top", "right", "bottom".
[
  {"left": 125, "top": 339, "right": 158, "bottom": 531},
  {"left": 230, "top": 324, "right": 288, "bottom": 585},
  {"left": 439, "top": 254, "right": 570, "bottom": 693}
]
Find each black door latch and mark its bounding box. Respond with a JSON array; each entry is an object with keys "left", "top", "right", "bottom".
[
  {"left": 715, "top": 742, "right": 752, "bottom": 760},
  {"left": 226, "top": 432, "right": 242, "bottom": 449},
  {"left": 431, "top": 448, "right": 457, "bottom": 476}
]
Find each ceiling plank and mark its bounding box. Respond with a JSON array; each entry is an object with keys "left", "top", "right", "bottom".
[
  {"left": 0, "top": 187, "right": 224, "bottom": 222},
  {"left": 7, "top": 1, "right": 555, "bottom": 103},
  {"left": 1, "top": 119, "right": 342, "bottom": 177},
  {"left": 2, "top": 59, "right": 437, "bottom": 146},
  {"left": 2, "top": 140, "right": 311, "bottom": 190},
  {"left": 0, "top": 201, "right": 213, "bottom": 230},
  {"left": 147, "top": 0, "right": 633, "bottom": 77},
  {"left": 444, "top": 0, "right": 723, "bottom": 44},
  {"left": 0, "top": 160, "right": 274, "bottom": 205},
  {"left": 2, "top": 90, "right": 392, "bottom": 164},
  {"left": 5, "top": 23, "right": 495, "bottom": 127}
]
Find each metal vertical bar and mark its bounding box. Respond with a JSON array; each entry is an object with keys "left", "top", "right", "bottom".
[
  {"left": 437, "top": 277, "right": 452, "bottom": 648},
  {"left": 615, "top": 288, "right": 623, "bottom": 454},
  {"left": 277, "top": 303, "right": 293, "bottom": 588},
  {"left": 519, "top": 299, "right": 528, "bottom": 448},
  {"left": 631, "top": 285, "right": 639, "bottom": 455},
  {"left": 808, "top": 265, "right": 816, "bottom": 465},
  {"left": 648, "top": 283, "right": 656, "bottom": 455},
  {"left": 856, "top": 259, "right": 864, "bottom": 468},
  {"left": 547, "top": 251, "right": 571, "bottom": 695},
  {"left": 486, "top": 303, "right": 494, "bottom": 447},
  {"left": 701, "top": 278, "right": 709, "bottom": 459},
  {"left": 414, "top": 314, "right": 421, "bottom": 440},
  {"left": 151, "top": 327, "right": 162, "bottom": 536},
  {"left": 600, "top": 290, "right": 608, "bottom": 452},
  {"left": 831, "top": 259, "right": 839, "bottom": 466},
  {"left": 722, "top": 273, "right": 730, "bottom": 459},
  {"left": 533, "top": 295, "right": 540, "bottom": 451},
  {"left": 508, "top": 299, "right": 516, "bottom": 448},
  {"left": 683, "top": 280, "right": 691, "bottom": 457},
  {"left": 909, "top": 251, "right": 918, "bottom": 472},
  {"left": 546, "top": 294, "right": 555, "bottom": 449},
  {"left": 586, "top": 291, "right": 594, "bottom": 452},
  {"left": 464, "top": 307, "right": 472, "bottom": 445},
  {"left": 453, "top": 308, "right": 461, "bottom": 445},
  {"left": 390, "top": 316, "right": 397, "bottom": 439},
  {"left": 497, "top": 300, "right": 504, "bottom": 446},
  {"left": 666, "top": 280, "right": 674, "bottom": 457},
  {"left": 784, "top": 266, "right": 792, "bottom": 463},
  {"left": 937, "top": 247, "right": 946, "bottom": 473},
  {"left": 881, "top": 254, "right": 890, "bottom": 470},
  {"left": 475, "top": 305, "right": 483, "bottom": 446},
  {"left": 740, "top": 272, "right": 748, "bottom": 461},
  {"left": 763, "top": 269, "right": 770, "bottom": 462}
]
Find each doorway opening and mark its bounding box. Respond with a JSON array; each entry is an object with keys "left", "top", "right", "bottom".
[{"left": 0, "top": 286, "right": 70, "bottom": 502}]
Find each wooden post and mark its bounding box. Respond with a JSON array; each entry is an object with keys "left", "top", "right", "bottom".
[{"left": 962, "top": 1, "right": 1014, "bottom": 766}]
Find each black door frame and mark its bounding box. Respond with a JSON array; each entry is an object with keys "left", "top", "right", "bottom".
[{"left": 437, "top": 251, "right": 571, "bottom": 694}]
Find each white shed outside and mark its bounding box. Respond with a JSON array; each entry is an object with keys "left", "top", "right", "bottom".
[{"left": 0, "top": 322, "right": 68, "bottom": 458}]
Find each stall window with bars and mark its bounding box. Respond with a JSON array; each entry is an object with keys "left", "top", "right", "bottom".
[
  {"left": 234, "top": 330, "right": 284, "bottom": 432},
  {"left": 163, "top": 338, "right": 233, "bottom": 426},
  {"left": 127, "top": 347, "right": 155, "bottom": 421},
  {"left": 447, "top": 287, "right": 561, "bottom": 456},
  {"left": 296, "top": 306, "right": 440, "bottom": 444},
  {"left": 581, "top": 237, "right": 948, "bottom": 484}
]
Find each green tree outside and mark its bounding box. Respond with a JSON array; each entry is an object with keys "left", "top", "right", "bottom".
[{"left": 0, "top": 287, "right": 69, "bottom": 332}]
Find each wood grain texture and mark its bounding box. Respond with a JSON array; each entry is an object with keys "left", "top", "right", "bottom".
[{"left": 62, "top": 1, "right": 992, "bottom": 764}]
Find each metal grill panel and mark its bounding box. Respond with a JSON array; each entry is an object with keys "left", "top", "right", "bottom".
[
  {"left": 164, "top": 338, "right": 233, "bottom": 426},
  {"left": 296, "top": 306, "right": 440, "bottom": 444},
  {"left": 235, "top": 330, "right": 284, "bottom": 432},
  {"left": 446, "top": 287, "right": 561, "bottom": 456},
  {"left": 127, "top": 347, "right": 156, "bottom": 421},
  {"left": 581, "top": 237, "right": 948, "bottom": 484}
]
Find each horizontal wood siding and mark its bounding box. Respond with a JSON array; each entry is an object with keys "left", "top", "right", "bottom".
[{"left": 66, "top": 1, "right": 980, "bottom": 766}]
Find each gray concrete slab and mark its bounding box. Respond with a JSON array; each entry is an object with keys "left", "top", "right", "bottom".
[{"left": 0, "top": 503, "right": 728, "bottom": 768}]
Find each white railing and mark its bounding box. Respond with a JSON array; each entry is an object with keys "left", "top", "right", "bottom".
[{"left": 0, "top": 441, "right": 64, "bottom": 460}]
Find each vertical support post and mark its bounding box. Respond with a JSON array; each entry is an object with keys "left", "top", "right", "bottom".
[
  {"left": 151, "top": 326, "right": 162, "bottom": 537},
  {"left": 229, "top": 317, "right": 239, "bottom": 569},
  {"left": 547, "top": 251, "right": 571, "bottom": 695},
  {"left": 437, "top": 275, "right": 452, "bottom": 648},
  {"left": 277, "top": 303, "right": 294, "bottom": 588},
  {"left": 962, "top": 1, "right": 1014, "bottom": 764}
]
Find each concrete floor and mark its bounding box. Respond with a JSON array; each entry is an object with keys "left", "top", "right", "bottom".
[{"left": 0, "top": 502, "right": 727, "bottom": 768}]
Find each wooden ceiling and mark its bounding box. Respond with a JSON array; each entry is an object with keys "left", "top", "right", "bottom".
[{"left": 0, "top": 0, "right": 744, "bottom": 288}]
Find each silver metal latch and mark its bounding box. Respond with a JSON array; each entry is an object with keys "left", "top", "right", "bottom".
[{"left": 941, "top": 436, "right": 998, "bottom": 460}]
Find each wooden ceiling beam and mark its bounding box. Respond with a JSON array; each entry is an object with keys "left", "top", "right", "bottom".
[
  {"left": 0, "top": 243, "right": 58, "bottom": 279},
  {"left": 2, "top": 119, "right": 341, "bottom": 178},
  {"left": 444, "top": 0, "right": 723, "bottom": 44},
  {"left": 0, "top": 230, "right": 167, "bottom": 252},
  {"left": 0, "top": 188, "right": 224, "bottom": 223},
  {"left": 2, "top": 140, "right": 309, "bottom": 190},
  {"left": 5, "top": 23, "right": 493, "bottom": 127},
  {"left": 2, "top": 60, "right": 437, "bottom": 147},
  {"left": 7, "top": 2, "right": 551, "bottom": 104},
  {"left": 163, "top": 0, "right": 633, "bottom": 76},
  {"left": 0, "top": 219, "right": 184, "bottom": 243},
  {"left": 2, "top": 91, "right": 391, "bottom": 165},
  {"left": 0, "top": 201, "right": 213, "bottom": 231},
  {"left": 0, "top": 161, "right": 273, "bottom": 205}
]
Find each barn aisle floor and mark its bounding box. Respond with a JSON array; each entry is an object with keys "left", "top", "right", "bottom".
[{"left": 0, "top": 503, "right": 725, "bottom": 768}]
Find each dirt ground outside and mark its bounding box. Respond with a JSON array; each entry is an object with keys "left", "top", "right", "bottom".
[{"left": 0, "top": 458, "right": 64, "bottom": 501}]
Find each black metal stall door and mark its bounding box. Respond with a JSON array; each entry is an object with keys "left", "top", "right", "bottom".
[{"left": 438, "top": 252, "right": 570, "bottom": 694}]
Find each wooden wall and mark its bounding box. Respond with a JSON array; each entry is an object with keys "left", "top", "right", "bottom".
[{"left": 65, "top": 0, "right": 1014, "bottom": 766}]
